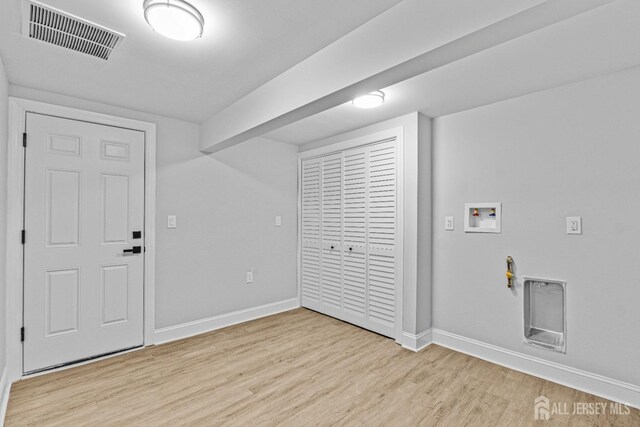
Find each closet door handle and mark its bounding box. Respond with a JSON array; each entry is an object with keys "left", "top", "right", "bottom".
[
  {"left": 330, "top": 245, "right": 335, "bottom": 250},
  {"left": 349, "top": 246, "right": 353, "bottom": 251}
]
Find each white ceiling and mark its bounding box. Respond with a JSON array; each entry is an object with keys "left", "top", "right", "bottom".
[
  {"left": 266, "top": 0, "right": 640, "bottom": 145},
  {"left": 2, "top": 0, "right": 637, "bottom": 146},
  {"left": 0, "top": 0, "right": 402, "bottom": 122}
]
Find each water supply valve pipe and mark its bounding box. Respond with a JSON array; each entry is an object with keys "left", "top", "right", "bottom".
[{"left": 506, "top": 256, "right": 514, "bottom": 288}]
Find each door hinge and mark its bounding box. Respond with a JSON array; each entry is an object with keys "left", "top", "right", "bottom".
[
  {"left": 20, "top": 327, "right": 25, "bottom": 342},
  {"left": 23, "top": 132, "right": 27, "bottom": 148},
  {"left": 21, "top": 229, "right": 26, "bottom": 244}
]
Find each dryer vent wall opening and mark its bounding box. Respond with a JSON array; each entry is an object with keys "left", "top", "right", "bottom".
[{"left": 22, "top": 0, "right": 125, "bottom": 60}]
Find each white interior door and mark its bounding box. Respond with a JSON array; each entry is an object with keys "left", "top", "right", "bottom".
[
  {"left": 366, "top": 141, "right": 397, "bottom": 337},
  {"left": 23, "top": 113, "right": 145, "bottom": 373},
  {"left": 300, "top": 158, "right": 321, "bottom": 311},
  {"left": 300, "top": 137, "right": 399, "bottom": 340},
  {"left": 320, "top": 154, "right": 343, "bottom": 318},
  {"left": 342, "top": 147, "right": 368, "bottom": 325}
]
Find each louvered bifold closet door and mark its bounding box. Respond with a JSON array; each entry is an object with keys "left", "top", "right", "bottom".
[
  {"left": 300, "top": 137, "right": 398, "bottom": 340},
  {"left": 366, "top": 140, "right": 398, "bottom": 338},
  {"left": 341, "top": 147, "right": 368, "bottom": 325},
  {"left": 301, "top": 158, "right": 322, "bottom": 310},
  {"left": 320, "top": 154, "right": 343, "bottom": 317}
]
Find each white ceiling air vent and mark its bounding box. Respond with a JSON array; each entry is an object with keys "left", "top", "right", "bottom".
[{"left": 22, "top": 0, "right": 125, "bottom": 60}]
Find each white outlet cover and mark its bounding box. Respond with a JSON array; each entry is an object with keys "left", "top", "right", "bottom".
[
  {"left": 275, "top": 216, "right": 282, "bottom": 226},
  {"left": 567, "top": 216, "right": 582, "bottom": 234},
  {"left": 167, "top": 215, "right": 177, "bottom": 229},
  {"left": 445, "top": 216, "right": 454, "bottom": 231},
  {"left": 246, "top": 271, "right": 254, "bottom": 283}
]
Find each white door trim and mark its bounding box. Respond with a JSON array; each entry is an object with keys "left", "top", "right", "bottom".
[
  {"left": 5, "top": 97, "right": 157, "bottom": 382},
  {"left": 297, "top": 127, "right": 405, "bottom": 343},
  {"left": 298, "top": 128, "right": 403, "bottom": 159}
]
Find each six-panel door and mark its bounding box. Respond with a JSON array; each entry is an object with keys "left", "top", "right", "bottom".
[{"left": 23, "top": 113, "right": 145, "bottom": 373}]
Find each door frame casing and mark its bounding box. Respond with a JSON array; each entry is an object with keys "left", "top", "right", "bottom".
[{"left": 5, "top": 98, "right": 157, "bottom": 381}]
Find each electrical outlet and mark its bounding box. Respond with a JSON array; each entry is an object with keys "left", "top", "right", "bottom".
[
  {"left": 167, "top": 215, "right": 177, "bottom": 229},
  {"left": 275, "top": 216, "right": 282, "bottom": 226},
  {"left": 246, "top": 271, "right": 254, "bottom": 283},
  {"left": 567, "top": 216, "right": 582, "bottom": 235},
  {"left": 445, "top": 216, "right": 454, "bottom": 231}
]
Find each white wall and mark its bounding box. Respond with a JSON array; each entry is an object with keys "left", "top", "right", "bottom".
[
  {"left": 300, "top": 112, "right": 432, "bottom": 336},
  {"left": 0, "top": 56, "right": 8, "bottom": 375},
  {"left": 7, "top": 85, "right": 299, "bottom": 330},
  {"left": 432, "top": 67, "right": 640, "bottom": 386},
  {"left": 154, "top": 133, "right": 298, "bottom": 327}
]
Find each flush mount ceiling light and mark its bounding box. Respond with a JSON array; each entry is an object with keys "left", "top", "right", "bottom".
[
  {"left": 143, "top": 0, "right": 204, "bottom": 41},
  {"left": 352, "top": 90, "right": 385, "bottom": 109}
]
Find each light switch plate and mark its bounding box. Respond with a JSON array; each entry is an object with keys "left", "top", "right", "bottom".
[
  {"left": 167, "top": 215, "right": 177, "bottom": 229},
  {"left": 246, "top": 271, "right": 254, "bottom": 283},
  {"left": 275, "top": 216, "right": 282, "bottom": 226},
  {"left": 567, "top": 216, "right": 582, "bottom": 234},
  {"left": 445, "top": 216, "right": 454, "bottom": 231}
]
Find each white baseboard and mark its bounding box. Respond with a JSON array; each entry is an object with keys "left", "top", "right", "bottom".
[
  {"left": 153, "top": 298, "right": 300, "bottom": 345},
  {"left": 401, "top": 328, "right": 433, "bottom": 352},
  {"left": 431, "top": 329, "right": 640, "bottom": 410},
  {"left": 0, "top": 366, "right": 11, "bottom": 427}
]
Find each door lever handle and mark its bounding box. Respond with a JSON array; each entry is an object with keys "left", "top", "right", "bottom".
[{"left": 123, "top": 246, "right": 142, "bottom": 254}]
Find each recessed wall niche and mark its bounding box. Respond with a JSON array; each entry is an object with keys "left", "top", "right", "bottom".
[
  {"left": 524, "top": 277, "right": 566, "bottom": 353},
  {"left": 464, "top": 202, "right": 501, "bottom": 233}
]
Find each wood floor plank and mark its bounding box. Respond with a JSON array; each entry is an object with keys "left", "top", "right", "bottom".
[{"left": 5, "top": 308, "right": 639, "bottom": 426}]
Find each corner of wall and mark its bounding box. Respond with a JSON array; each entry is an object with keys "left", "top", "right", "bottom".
[
  {"left": 416, "top": 113, "right": 433, "bottom": 333},
  {"left": 0, "top": 54, "right": 10, "bottom": 425}
]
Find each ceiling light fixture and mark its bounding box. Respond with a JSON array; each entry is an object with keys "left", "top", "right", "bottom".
[
  {"left": 352, "top": 91, "right": 385, "bottom": 109},
  {"left": 143, "top": 0, "right": 204, "bottom": 41}
]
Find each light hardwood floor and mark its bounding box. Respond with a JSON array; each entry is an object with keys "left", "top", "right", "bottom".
[{"left": 5, "top": 308, "right": 639, "bottom": 426}]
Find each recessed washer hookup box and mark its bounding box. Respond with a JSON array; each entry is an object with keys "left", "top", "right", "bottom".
[{"left": 524, "top": 277, "right": 566, "bottom": 353}]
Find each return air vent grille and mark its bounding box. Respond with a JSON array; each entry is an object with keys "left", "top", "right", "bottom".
[{"left": 23, "top": 0, "right": 125, "bottom": 60}]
